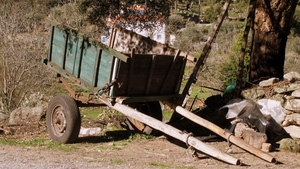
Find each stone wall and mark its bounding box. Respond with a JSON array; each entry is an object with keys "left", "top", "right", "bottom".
[{"left": 241, "top": 71, "right": 300, "bottom": 139}]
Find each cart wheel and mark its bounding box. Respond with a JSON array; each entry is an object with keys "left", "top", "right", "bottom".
[
  {"left": 127, "top": 101, "right": 162, "bottom": 135},
  {"left": 46, "top": 95, "right": 81, "bottom": 143}
]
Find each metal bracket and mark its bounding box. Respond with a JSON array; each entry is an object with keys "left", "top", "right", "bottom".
[{"left": 97, "top": 79, "right": 117, "bottom": 95}]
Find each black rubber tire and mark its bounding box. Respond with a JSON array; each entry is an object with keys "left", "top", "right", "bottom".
[
  {"left": 46, "top": 95, "right": 81, "bottom": 143},
  {"left": 127, "top": 101, "right": 162, "bottom": 135}
]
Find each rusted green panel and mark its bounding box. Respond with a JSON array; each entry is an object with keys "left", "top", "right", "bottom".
[
  {"left": 46, "top": 24, "right": 186, "bottom": 99},
  {"left": 65, "top": 35, "right": 82, "bottom": 75},
  {"left": 80, "top": 42, "right": 99, "bottom": 85},
  {"left": 97, "top": 50, "right": 114, "bottom": 88},
  {"left": 48, "top": 26, "right": 119, "bottom": 91},
  {"left": 51, "top": 27, "right": 67, "bottom": 66}
]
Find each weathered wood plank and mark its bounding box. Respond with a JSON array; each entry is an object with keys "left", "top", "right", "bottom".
[
  {"left": 99, "top": 100, "right": 240, "bottom": 165},
  {"left": 145, "top": 55, "right": 157, "bottom": 94}
]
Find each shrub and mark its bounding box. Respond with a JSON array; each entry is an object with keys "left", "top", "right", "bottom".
[{"left": 218, "top": 33, "right": 250, "bottom": 90}]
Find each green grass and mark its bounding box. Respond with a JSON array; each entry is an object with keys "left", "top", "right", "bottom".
[
  {"left": 109, "top": 141, "right": 127, "bottom": 150},
  {"left": 149, "top": 162, "right": 195, "bottom": 169},
  {"left": 80, "top": 107, "right": 123, "bottom": 120},
  {"left": 110, "top": 158, "right": 123, "bottom": 164},
  {"left": 0, "top": 138, "right": 77, "bottom": 152},
  {"left": 128, "top": 133, "right": 154, "bottom": 141},
  {"left": 149, "top": 162, "right": 171, "bottom": 168},
  {"left": 80, "top": 107, "right": 101, "bottom": 119},
  {"left": 162, "top": 109, "right": 173, "bottom": 121}
]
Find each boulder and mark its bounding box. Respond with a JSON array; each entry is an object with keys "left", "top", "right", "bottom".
[
  {"left": 0, "top": 112, "right": 9, "bottom": 122},
  {"left": 241, "top": 87, "right": 265, "bottom": 100},
  {"left": 291, "top": 89, "right": 300, "bottom": 98},
  {"left": 259, "top": 78, "right": 279, "bottom": 87},
  {"left": 282, "top": 113, "right": 300, "bottom": 127},
  {"left": 234, "top": 122, "right": 267, "bottom": 149},
  {"left": 273, "top": 83, "right": 300, "bottom": 94},
  {"left": 284, "top": 99, "right": 300, "bottom": 113},
  {"left": 283, "top": 125, "right": 300, "bottom": 139},
  {"left": 283, "top": 71, "right": 300, "bottom": 82},
  {"left": 241, "top": 130, "right": 267, "bottom": 149},
  {"left": 9, "top": 106, "right": 45, "bottom": 125}
]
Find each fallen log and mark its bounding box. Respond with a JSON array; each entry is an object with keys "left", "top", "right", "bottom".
[
  {"left": 102, "top": 99, "right": 241, "bottom": 165},
  {"left": 167, "top": 102, "right": 276, "bottom": 163}
]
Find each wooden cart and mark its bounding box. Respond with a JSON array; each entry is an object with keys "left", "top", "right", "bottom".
[{"left": 43, "top": 17, "right": 275, "bottom": 164}]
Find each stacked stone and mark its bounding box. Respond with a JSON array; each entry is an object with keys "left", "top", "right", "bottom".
[{"left": 241, "top": 71, "right": 300, "bottom": 139}]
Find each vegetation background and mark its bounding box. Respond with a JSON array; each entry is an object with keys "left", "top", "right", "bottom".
[{"left": 0, "top": 0, "right": 300, "bottom": 113}]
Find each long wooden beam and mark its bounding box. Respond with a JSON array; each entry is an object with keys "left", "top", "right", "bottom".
[
  {"left": 100, "top": 99, "right": 241, "bottom": 165},
  {"left": 166, "top": 102, "right": 276, "bottom": 163},
  {"left": 181, "top": 0, "right": 231, "bottom": 106}
]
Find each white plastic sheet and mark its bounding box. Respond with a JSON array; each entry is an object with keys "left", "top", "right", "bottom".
[
  {"left": 220, "top": 99, "right": 285, "bottom": 125},
  {"left": 256, "top": 99, "right": 286, "bottom": 125}
]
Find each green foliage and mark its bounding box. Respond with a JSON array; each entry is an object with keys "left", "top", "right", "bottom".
[
  {"left": 218, "top": 33, "right": 250, "bottom": 90},
  {"left": 204, "top": 3, "right": 221, "bottom": 23},
  {"left": 48, "top": 2, "right": 85, "bottom": 28},
  {"left": 278, "top": 138, "right": 300, "bottom": 153},
  {"left": 167, "top": 14, "right": 186, "bottom": 34},
  {"left": 77, "top": 0, "right": 173, "bottom": 30},
  {"left": 173, "top": 22, "right": 206, "bottom": 52},
  {"left": 290, "top": 6, "right": 300, "bottom": 36}
]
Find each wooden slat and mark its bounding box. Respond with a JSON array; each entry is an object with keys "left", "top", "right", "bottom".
[
  {"left": 93, "top": 49, "right": 102, "bottom": 87},
  {"left": 145, "top": 55, "right": 157, "bottom": 94},
  {"left": 109, "top": 28, "right": 117, "bottom": 48},
  {"left": 175, "top": 56, "right": 187, "bottom": 93},
  {"left": 76, "top": 40, "right": 84, "bottom": 78},
  {"left": 48, "top": 26, "right": 55, "bottom": 62},
  {"left": 160, "top": 50, "right": 181, "bottom": 94},
  {"left": 127, "top": 49, "right": 135, "bottom": 95},
  {"left": 62, "top": 32, "right": 69, "bottom": 69}
]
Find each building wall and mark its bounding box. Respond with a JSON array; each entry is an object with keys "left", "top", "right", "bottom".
[{"left": 124, "top": 22, "right": 166, "bottom": 44}]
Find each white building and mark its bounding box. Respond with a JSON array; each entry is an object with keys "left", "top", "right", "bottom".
[{"left": 105, "top": 6, "right": 167, "bottom": 45}]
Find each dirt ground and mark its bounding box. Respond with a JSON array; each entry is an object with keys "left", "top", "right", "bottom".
[
  {"left": 0, "top": 94, "right": 299, "bottom": 169},
  {"left": 0, "top": 114, "right": 300, "bottom": 169}
]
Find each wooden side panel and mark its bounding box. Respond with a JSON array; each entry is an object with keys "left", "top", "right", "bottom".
[
  {"left": 147, "top": 55, "right": 174, "bottom": 94},
  {"left": 47, "top": 25, "right": 186, "bottom": 98},
  {"left": 80, "top": 42, "right": 98, "bottom": 85},
  {"left": 113, "top": 54, "right": 186, "bottom": 97},
  {"left": 51, "top": 27, "right": 66, "bottom": 66},
  {"left": 113, "top": 56, "right": 130, "bottom": 96},
  {"left": 65, "top": 35, "right": 82, "bottom": 75},
  {"left": 97, "top": 50, "right": 114, "bottom": 88},
  {"left": 128, "top": 55, "right": 153, "bottom": 95},
  {"left": 160, "top": 56, "right": 186, "bottom": 94}
]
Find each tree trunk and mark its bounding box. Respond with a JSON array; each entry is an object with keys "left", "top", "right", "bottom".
[{"left": 249, "top": 0, "right": 297, "bottom": 83}]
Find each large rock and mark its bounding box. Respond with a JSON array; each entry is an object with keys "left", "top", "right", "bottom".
[
  {"left": 283, "top": 113, "right": 300, "bottom": 126},
  {"left": 291, "top": 89, "right": 300, "bottom": 98},
  {"left": 284, "top": 71, "right": 300, "bottom": 82},
  {"left": 273, "top": 83, "right": 300, "bottom": 94},
  {"left": 0, "top": 112, "right": 9, "bottom": 122},
  {"left": 259, "top": 78, "right": 279, "bottom": 87},
  {"left": 9, "top": 106, "right": 45, "bottom": 125},
  {"left": 284, "top": 99, "right": 300, "bottom": 113},
  {"left": 284, "top": 125, "right": 300, "bottom": 139},
  {"left": 241, "top": 87, "right": 265, "bottom": 100}
]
